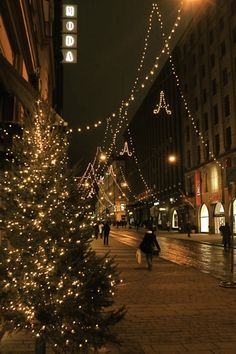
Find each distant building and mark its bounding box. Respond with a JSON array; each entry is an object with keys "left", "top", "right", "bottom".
[{"left": 96, "top": 156, "right": 129, "bottom": 224}]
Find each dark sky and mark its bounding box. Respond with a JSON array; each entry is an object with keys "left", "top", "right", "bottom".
[{"left": 62, "top": 0, "right": 190, "bottom": 172}]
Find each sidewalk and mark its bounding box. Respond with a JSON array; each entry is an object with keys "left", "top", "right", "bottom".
[
  {"left": 92, "top": 234, "right": 236, "bottom": 354},
  {"left": 1, "top": 234, "right": 236, "bottom": 354}
]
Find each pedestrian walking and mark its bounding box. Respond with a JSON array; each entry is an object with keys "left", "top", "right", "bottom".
[
  {"left": 220, "top": 222, "right": 231, "bottom": 249},
  {"left": 139, "top": 226, "right": 161, "bottom": 271},
  {"left": 186, "top": 222, "right": 191, "bottom": 238},
  {"left": 103, "top": 221, "right": 110, "bottom": 246}
]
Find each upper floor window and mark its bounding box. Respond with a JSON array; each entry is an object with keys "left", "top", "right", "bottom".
[
  {"left": 209, "top": 30, "right": 214, "bottom": 44},
  {"left": 214, "top": 134, "right": 220, "bottom": 155},
  {"left": 213, "top": 104, "right": 218, "bottom": 124},
  {"left": 204, "top": 112, "right": 209, "bottom": 131},
  {"left": 212, "top": 79, "right": 217, "bottom": 95},
  {"left": 186, "top": 126, "right": 190, "bottom": 142},
  {"left": 222, "top": 68, "right": 228, "bottom": 85},
  {"left": 224, "top": 95, "right": 230, "bottom": 117},
  {"left": 197, "top": 146, "right": 201, "bottom": 164},
  {"left": 232, "top": 0, "right": 236, "bottom": 15},
  {"left": 221, "top": 41, "right": 226, "bottom": 56},
  {"left": 210, "top": 53, "right": 215, "bottom": 68},
  {"left": 219, "top": 16, "right": 224, "bottom": 31},
  {"left": 205, "top": 140, "right": 209, "bottom": 160},
  {"left": 225, "top": 126, "right": 232, "bottom": 150},
  {"left": 232, "top": 26, "right": 236, "bottom": 42}
]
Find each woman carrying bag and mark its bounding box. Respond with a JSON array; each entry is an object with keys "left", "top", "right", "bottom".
[{"left": 139, "top": 226, "right": 161, "bottom": 271}]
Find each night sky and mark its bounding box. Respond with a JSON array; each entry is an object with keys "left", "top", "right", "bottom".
[{"left": 62, "top": 0, "right": 191, "bottom": 172}]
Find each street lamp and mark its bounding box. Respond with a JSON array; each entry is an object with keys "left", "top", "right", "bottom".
[{"left": 168, "top": 154, "right": 177, "bottom": 164}]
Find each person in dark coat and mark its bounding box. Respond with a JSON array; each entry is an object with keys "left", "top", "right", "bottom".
[
  {"left": 139, "top": 227, "right": 161, "bottom": 270},
  {"left": 103, "top": 221, "right": 110, "bottom": 246},
  {"left": 220, "top": 222, "right": 231, "bottom": 249}
]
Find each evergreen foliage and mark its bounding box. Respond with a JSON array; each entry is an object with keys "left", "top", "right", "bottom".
[{"left": 0, "top": 100, "right": 125, "bottom": 353}]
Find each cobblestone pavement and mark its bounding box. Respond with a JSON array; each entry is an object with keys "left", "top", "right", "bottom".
[{"left": 1, "top": 232, "right": 236, "bottom": 354}]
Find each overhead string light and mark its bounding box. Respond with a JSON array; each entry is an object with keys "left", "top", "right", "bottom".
[
  {"left": 98, "top": 2, "right": 184, "bottom": 168},
  {"left": 127, "top": 128, "right": 155, "bottom": 199},
  {"left": 87, "top": 2, "right": 184, "bottom": 183},
  {"left": 76, "top": 119, "right": 102, "bottom": 133},
  {"left": 119, "top": 166, "right": 137, "bottom": 200},
  {"left": 154, "top": 2, "right": 224, "bottom": 170}
]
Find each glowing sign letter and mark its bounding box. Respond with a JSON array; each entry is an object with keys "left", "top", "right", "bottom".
[
  {"left": 66, "top": 21, "right": 75, "bottom": 31},
  {"left": 66, "top": 6, "right": 75, "bottom": 17},
  {"left": 66, "top": 51, "right": 74, "bottom": 62},
  {"left": 65, "top": 35, "right": 75, "bottom": 47}
]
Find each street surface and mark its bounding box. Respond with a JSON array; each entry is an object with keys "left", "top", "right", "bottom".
[{"left": 110, "top": 227, "right": 236, "bottom": 282}]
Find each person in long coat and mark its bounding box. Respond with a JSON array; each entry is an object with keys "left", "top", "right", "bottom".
[
  {"left": 103, "top": 221, "right": 110, "bottom": 246},
  {"left": 139, "top": 227, "right": 161, "bottom": 270}
]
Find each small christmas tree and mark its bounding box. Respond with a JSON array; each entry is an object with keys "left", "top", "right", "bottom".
[{"left": 0, "top": 100, "right": 125, "bottom": 353}]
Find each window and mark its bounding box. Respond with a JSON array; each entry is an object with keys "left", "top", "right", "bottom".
[
  {"left": 209, "top": 30, "right": 214, "bottom": 44},
  {"left": 219, "top": 16, "right": 224, "bottom": 31},
  {"left": 203, "top": 89, "right": 207, "bottom": 103},
  {"left": 214, "top": 134, "right": 220, "bottom": 155},
  {"left": 200, "top": 43, "right": 204, "bottom": 55},
  {"left": 224, "top": 95, "right": 230, "bottom": 116},
  {"left": 201, "top": 65, "right": 206, "bottom": 77},
  {"left": 225, "top": 126, "right": 232, "bottom": 150},
  {"left": 222, "top": 68, "right": 228, "bottom": 85},
  {"left": 210, "top": 53, "right": 215, "bottom": 67},
  {"left": 212, "top": 79, "right": 217, "bottom": 95},
  {"left": 232, "top": 0, "right": 236, "bottom": 15},
  {"left": 204, "top": 112, "right": 208, "bottom": 131},
  {"left": 186, "top": 126, "right": 190, "bottom": 142},
  {"left": 232, "top": 26, "right": 236, "bottom": 42},
  {"left": 213, "top": 104, "right": 218, "bottom": 124},
  {"left": 187, "top": 150, "right": 191, "bottom": 168},
  {"left": 197, "top": 146, "right": 201, "bottom": 164},
  {"left": 204, "top": 173, "right": 208, "bottom": 192},
  {"left": 205, "top": 140, "right": 209, "bottom": 160},
  {"left": 221, "top": 41, "right": 226, "bottom": 56}
]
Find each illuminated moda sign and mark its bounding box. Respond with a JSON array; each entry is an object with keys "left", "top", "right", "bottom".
[{"left": 61, "top": 4, "right": 78, "bottom": 63}]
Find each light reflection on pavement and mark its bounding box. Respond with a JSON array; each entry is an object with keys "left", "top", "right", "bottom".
[{"left": 110, "top": 229, "right": 236, "bottom": 282}]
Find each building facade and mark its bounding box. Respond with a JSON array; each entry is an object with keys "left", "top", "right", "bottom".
[
  {"left": 0, "top": 0, "right": 64, "bottom": 241},
  {"left": 125, "top": 0, "right": 236, "bottom": 234}
]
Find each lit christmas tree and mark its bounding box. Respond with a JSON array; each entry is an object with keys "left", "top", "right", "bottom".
[{"left": 0, "top": 100, "right": 125, "bottom": 353}]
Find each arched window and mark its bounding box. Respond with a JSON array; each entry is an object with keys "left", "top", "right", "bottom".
[{"left": 200, "top": 204, "right": 209, "bottom": 232}]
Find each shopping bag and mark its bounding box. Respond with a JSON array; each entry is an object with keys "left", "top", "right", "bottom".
[{"left": 136, "top": 248, "right": 142, "bottom": 264}]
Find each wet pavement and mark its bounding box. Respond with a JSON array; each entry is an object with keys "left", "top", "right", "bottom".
[{"left": 1, "top": 229, "right": 236, "bottom": 354}]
